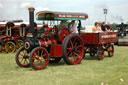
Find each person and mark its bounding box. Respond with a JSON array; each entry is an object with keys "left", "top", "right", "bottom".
[
  {"left": 69, "top": 20, "right": 78, "bottom": 33},
  {"left": 105, "top": 22, "right": 111, "bottom": 32},
  {"left": 101, "top": 22, "right": 107, "bottom": 32},
  {"left": 92, "top": 22, "right": 102, "bottom": 32}
]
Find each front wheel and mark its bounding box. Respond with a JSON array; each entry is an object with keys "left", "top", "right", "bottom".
[
  {"left": 15, "top": 46, "right": 30, "bottom": 67},
  {"left": 62, "top": 34, "right": 84, "bottom": 65},
  {"left": 29, "top": 47, "right": 49, "bottom": 70}
]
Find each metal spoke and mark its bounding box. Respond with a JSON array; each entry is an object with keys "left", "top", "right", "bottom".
[
  {"left": 37, "top": 50, "right": 40, "bottom": 56},
  {"left": 69, "top": 40, "right": 73, "bottom": 48},
  {"left": 42, "top": 53, "right": 46, "bottom": 57},
  {"left": 20, "top": 57, "right": 24, "bottom": 63},
  {"left": 41, "top": 50, "right": 44, "bottom": 56},
  {"left": 67, "top": 48, "right": 72, "bottom": 50},
  {"left": 23, "top": 59, "right": 26, "bottom": 64},
  {"left": 72, "top": 38, "right": 77, "bottom": 45},
  {"left": 32, "top": 55, "right": 38, "bottom": 60},
  {"left": 74, "top": 52, "right": 80, "bottom": 58},
  {"left": 67, "top": 50, "right": 71, "bottom": 56},
  {"left": 34, "top": 52, "right": 38, "bottom": 57},
  {"left": 19, "top": 53, "right": 24, "bottom": 56},
  {"left": 74, "top": 40, "right": 79, "bottom": 47},
  {"left": 75, "top": 45, "right": 82, "bottom": 49},
  {"left": 25, "top": 59, "right": 29, "bottom": 64}
]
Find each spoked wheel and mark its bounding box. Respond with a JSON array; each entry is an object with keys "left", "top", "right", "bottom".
[
  {"left": 1, "top": 42, "right": 9, "bottom": 53},
  {"left": 15, "top": 46, "right": 30, "bottom": 68},
  {"left": 97, "top": 46, "right": 104, "bottom": 60},
  {"left": 29, "top": 47, "right": 49, "bottom": 70},
  {"left": 16, "top": 39, "right": 24, "bottom": 50},
  {"left": 7, "top": 41, "right": 16, "bottom": 53},
  {"left": 62, "top": 34, "right": 84, "bottom": 65},
  {"left": 107, "top": 44, "right": 114, "bottom": 57},
  {"left": 49, "top": 57, "right": 62, "bottom": 63}
]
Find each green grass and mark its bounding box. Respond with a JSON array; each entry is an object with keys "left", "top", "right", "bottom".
[{"left": 0, "top": 46, "right": 128, "bottom": 85}]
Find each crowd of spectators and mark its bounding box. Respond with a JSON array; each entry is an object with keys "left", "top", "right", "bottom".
[{"left": 92, "top": 22, "right": 111, "bottom": 33}]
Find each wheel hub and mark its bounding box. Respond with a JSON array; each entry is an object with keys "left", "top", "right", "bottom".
[{"left": 23, "top": 56, "right": 29, "bottom": 59}]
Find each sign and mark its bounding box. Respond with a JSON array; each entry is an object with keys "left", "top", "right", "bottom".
[
  {"left": 56, "top": 14, "right": 86, "bottom": 18},
  {"left": 101, "top": 34, "right": 117, "bottom": 38}
]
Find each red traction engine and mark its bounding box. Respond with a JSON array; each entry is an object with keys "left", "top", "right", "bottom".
[
  {"left": 15, "top": 8, "right": 87, "bottom": 70},
  {"left": 0, "top": 22, "right": 27, "bottom": 53}
]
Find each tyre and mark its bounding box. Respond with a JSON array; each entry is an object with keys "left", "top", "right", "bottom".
[
  {"left": 62, "top": 34, "right": 84, "bottom": 65},
  {"left": 29, "top": 47, "right": 49, "bottom": 70},
  {"left": 15, "top": 46, "right": 30, "bottom": 67}
]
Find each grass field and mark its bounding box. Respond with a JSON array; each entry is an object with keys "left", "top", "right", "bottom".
[{"left": 0, "top": 46, "right": 128, "bottom": 85}]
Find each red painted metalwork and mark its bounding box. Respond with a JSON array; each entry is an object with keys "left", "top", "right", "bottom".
[
  {"left": 50, "top": 45, "right": 62, "bottom": 57},
  {"left": 58, "top": 28, "right": 70, "bottom": 43},
  {"left": 81, "top": 32, "right": 117, "bottom": 60},
  {"left": 80, "top": 32, "right": 118, "bottom": 45},
  {"left": 0, "top": 24, "right": 6, "bottom": 27},
  {"left": 38, "top": 40, "right": 57, "bottom": 47},
  {"left": 0, "top": 35, "right": 7, "bottom": 39}
]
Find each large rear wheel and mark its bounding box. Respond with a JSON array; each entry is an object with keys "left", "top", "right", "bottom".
[
  {"left": 29, "top": 47, "right": 49, "bottom": 70},
  {"left": 62, "top": 34, "right": 84, "bottom": 65},
  {"left": 15, "top": 46, "right": 30, "bottom": 67}
]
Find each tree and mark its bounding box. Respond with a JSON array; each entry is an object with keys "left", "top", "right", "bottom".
[{"left": 110, "top": 23, "right": 119, "bottom": 31}]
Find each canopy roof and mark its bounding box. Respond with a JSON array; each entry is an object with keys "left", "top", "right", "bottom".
[{"left": 36, "top": 11, "right": 88, "bottom": 20}]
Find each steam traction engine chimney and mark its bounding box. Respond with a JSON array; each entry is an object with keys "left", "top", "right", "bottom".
[{"left": 28, "top": 8, "right": 35, "bottom": 36}]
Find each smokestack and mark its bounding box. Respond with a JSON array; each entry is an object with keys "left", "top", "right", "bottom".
[{"left": 28, "top": 8, "right": 35, "bottom": 36}]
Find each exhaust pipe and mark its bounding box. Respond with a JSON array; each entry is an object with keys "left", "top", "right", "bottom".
[{"left": 28, "top": 8, "right": 35, "bottom": 37}]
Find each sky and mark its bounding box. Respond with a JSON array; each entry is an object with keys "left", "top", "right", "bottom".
[{"left": 0, "top": 0, "right": 128, "bottom": 25}]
